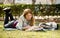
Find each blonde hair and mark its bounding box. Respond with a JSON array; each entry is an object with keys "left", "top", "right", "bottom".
[{"left": 23, "top": 9, "right": 35, "bottom": 26}]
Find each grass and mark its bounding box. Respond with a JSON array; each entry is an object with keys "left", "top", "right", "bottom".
[{"left": 0, "top": 21, "right": 60, "bottom": 38}]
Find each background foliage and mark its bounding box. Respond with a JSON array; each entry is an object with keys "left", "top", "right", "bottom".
[{"left": 0, "top": 4, "right": 60, "bottom": 17}]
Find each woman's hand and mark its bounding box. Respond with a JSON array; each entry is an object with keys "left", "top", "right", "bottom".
[
  {"left": 22, "top": 25, "right": 31, "bottom": 30},
  {"left": 25, "top": 26, "right": 41, "bottom": 31}
]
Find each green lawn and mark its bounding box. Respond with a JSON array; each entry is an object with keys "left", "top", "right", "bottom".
[{"left": 0, "top": 21, "right": 60, "bottom": 38}]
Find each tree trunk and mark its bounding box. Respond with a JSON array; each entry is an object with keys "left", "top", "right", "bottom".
[
  {"left": 51, "top": 0, "right": 56, "bottom": 4},
  {"left": 32, "top": 0, "right": 36, "bottom": 5}
]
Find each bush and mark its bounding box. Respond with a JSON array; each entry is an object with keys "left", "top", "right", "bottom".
[{"left": 0, "top": 4, "right": 60, "bottom": 17}]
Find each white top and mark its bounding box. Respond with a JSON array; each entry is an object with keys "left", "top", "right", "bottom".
[{"left": 16, "top": 15, "right": 30, "bottom": 30}]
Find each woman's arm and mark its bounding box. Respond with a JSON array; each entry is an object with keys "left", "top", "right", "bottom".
[
  {"left": 16, "top": 18, "right": 23, "bottom": 30},
  {"left": 22, "top": 25, "right": 31, "bottom": 30},
  {"left": 16, "top": 18, "right": 31, "bottom": 30}
]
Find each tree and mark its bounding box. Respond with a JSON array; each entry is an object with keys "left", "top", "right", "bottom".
[
  {"left": 32, "top": 0, "right": 36, "bottom": 5},
  {"left": 50, "top": 0, "right": 56, "bottom": 4},
  {"left": 12, "top": 0, "right": 15, "bottom": 5}
]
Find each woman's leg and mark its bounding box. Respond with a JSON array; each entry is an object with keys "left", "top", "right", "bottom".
[
  {"left": 9, "top": 13, "right": 14, "bottom": 21},
  {"left": 4, "top": 13, "right": 9, "bottom": 25},
  {"left": 4, "top": 13, "right": 15, "bottom": 28},
  {"left": 4, "top": 20, "right": 15, "bottom": 28}
]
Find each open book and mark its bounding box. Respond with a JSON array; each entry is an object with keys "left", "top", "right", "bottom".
[{"left": 25, "top": 26, "right": 46, "bottom": 31}]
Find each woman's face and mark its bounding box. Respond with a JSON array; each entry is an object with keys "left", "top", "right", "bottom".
[{"left": 25, "top": 13, "right": 32, "bottom": 21}]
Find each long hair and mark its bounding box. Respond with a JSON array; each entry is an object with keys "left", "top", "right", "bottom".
[{"left": 23, "top": 9, "right": 35, "bottom": 26}]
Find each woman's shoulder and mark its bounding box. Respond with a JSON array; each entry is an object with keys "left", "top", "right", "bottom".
[
  {"left": 19, "top": 15, "right": 25, "bottom": 21},
  {"left": 19, "top": 15, "right": 23, "bottom": 19}
]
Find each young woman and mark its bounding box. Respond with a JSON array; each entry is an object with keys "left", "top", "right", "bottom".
[
  {"left": 4, "top": 8, "right": 35, "bottom": 31},
  {"left": 16, "top": 9, "right": 35, "bottom": 30}
]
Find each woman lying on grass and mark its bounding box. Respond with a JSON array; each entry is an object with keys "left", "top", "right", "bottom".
[{"left": 4, "top": 8, "right": 46, "bottom": 31}]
